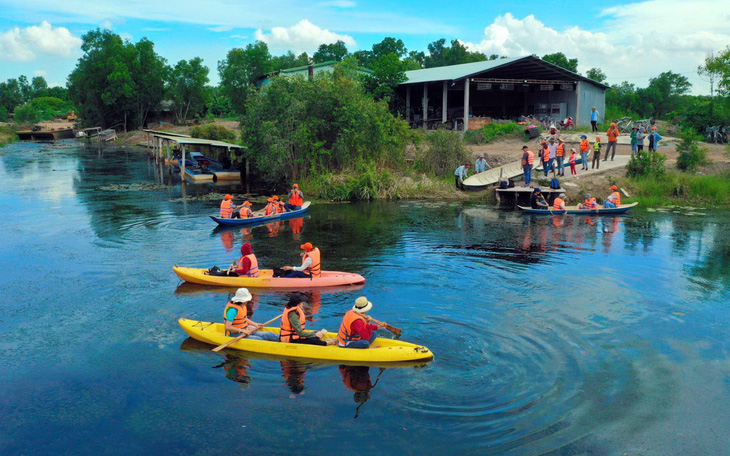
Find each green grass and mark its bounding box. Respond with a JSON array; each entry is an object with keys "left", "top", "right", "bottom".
[
  {"left": 623, "top": 172, "right": 730, "bottom": 207},
  {"left": 465, "top": 122, "right": 528, "bottom": 144},
  {"left": 0, "top": 126, "right": 17, "bottom": 148}
]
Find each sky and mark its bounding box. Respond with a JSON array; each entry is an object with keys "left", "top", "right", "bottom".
[{"left": 0, "top": 0, "right": 729, "bottom": 94}]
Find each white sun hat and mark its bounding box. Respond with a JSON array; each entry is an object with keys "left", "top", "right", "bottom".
[{"left": 231, "top": 288, "right": 253, "bottom": 303}]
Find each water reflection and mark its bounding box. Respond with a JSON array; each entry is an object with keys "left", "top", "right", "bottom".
[{"left": 340, "top": 366, "right": 385, "bottom": 418}]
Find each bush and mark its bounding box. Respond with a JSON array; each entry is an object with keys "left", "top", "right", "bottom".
[
  {"left": 190, "top": 123, "right": 237, "bottom": 142},
  {"left": 415, "top": 130, "right": 469, "bottom": 176},
  {"left": 626, "top": 150, "right": 666, "bottom": 177},
  {"left": 0, "top": 106, "right": 8, "bottom": 122},
  {"left": 13, "top": 97, "right": 74, "bottom": 123},
  {"left": 675, "top": 129, "right": 710, "bottom": 172},
  {"left": 304, "top": 164, "right": 397, "bottom": 201}
]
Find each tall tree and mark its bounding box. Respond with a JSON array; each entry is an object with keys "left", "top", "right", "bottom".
[
  {"left": 0, "top": 78, "right": 23, "bottom": 112},
  {"left": 168, "top": 57, "right": 209, "bottom": 123},
  {"left": 218, "top": 41, "right": 272, "bottom": 114},
  {"left": 542, "top": 52, "right": 579, "bottom": 73},
  {"left": 30, "top": 76, "right": 48, "bottom": 98},
  {"left": 270, "top": 51, "right": 310, "bottom": 71},
  {"left": 646, "top": 71, "right": 691, "bottom": 116},
  {"left": 586, "top": 67, "right": 607, "bottom": 83},
  {"left": 312, "top": 40, "right": 349, "bottom": 63},
  {"left": 362, "top": 53, "right": 407, "bottom": 103},
  {"left": 424, "top": 39, "right": 486, "bottom": 68},
  {"left": 130, "top": 38, "right": 168, "bottom": 127}
]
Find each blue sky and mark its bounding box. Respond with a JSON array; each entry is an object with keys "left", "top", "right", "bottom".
[{"left": 1, "top": 0, "right": 728, "bottom": 93}]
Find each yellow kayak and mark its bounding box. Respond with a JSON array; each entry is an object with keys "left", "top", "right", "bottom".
[
  {"left": 173, "top": 266, "right": 365, "bottom": 288},
  {"left": 179, "top": 318, "right": 434, "bottom": 364}
]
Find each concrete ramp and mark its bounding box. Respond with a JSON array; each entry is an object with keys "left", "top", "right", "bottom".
[{"left": 462, "top": 160, "right": 524, "bottom": 189}]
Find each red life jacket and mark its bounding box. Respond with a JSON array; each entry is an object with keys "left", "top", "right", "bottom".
[
  {"left": 289, "top": 190, "right": 303, "bottom": 206},
  {"left": 219, "top": 200, "right": 233, "bottom": 218},
  {"left": 337, "top": 310, "right": 367, "bottom": 347},
  {"left": 280, "top": 306, "right": 306, "bottom": 343},
  {"left": 223, "top": 302, "right": 248, "bottom": 336},
  {"left": 303, "top": 248, "right": 321, "bottom": 277},
  {"left": 237, "top": 253, "right": 259, "bottom": 277}
]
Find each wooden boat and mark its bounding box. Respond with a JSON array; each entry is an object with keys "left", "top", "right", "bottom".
[
  {"left": 179, "top": 318, "right": 433, "bottom": 364},
  {"left": 517, "top": 202, "right": 639, "bottom": 215},
  {"left": 210, "top": 202, "right": 310, "bottom": 226},
  {"left": 173, "top": 265, "right": 365, "bottom": 288}
]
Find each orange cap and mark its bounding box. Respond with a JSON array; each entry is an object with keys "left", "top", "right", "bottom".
[
  {"left": 611, "top": 123, "right": 616, "bottom": 127},
  {"left": 652, "top": 126, "right": 657, "bottom": 130},
  {"left": 272, "top": 195, "right": 279, "bottom": 201},
  {"left": 300, "top": 242, "right": 313, "bottom": 251},
  {"left": 267, "top": 198, "right": 273, "bottom": 202},
  {"left": 610, "top": 185, "right": 618, "bottom": 191},
  {"left": 243, "top": 201, "right": 252, "bottom": 206},
  {"left": 293, "top": 183, "right": 299, "bottom": 188},
  {"left": 224, "top": 194, "right": 233, "bottom": 200},
  {"left": 596, "top": 136, "right": 601, "bottom": 141}
]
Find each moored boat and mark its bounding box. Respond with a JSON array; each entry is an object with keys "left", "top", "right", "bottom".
[
  {"left": 179, "top": 318, "right": 434, "bottom": 364},
  {"left": 210, "top": 201, "right": 310, "bottom": 226},
  {"left": 517, "top": 202, "right": 639, "bottom": 215},
  {"left": 173, "top": 265, "right": 365, "bottom": 288}
]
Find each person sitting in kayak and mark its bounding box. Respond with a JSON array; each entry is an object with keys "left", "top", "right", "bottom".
[
  {"left": 337, "top": 296, "right": 387, "bottom": 349},
  {"left": 276, "top": 200, "right": 286, "bottom": 214},
  {"left": 279, "top": 293, "right": 333, "bottom": 346},
  {"left": 285, "top": 184, "right": 304, "bottom": 212},
  {"left": 577, "top": 194, "right": 598, "bottom": 211},
  {"left": 604, "top": 185, "right": 621, "bottom": 208},
  {"left": 281, "top": 242, "right": 320, "bottom": 279},
  {"left": 530, "top": 188, "right": 549, "bottom": 209},
  {"left": 224, "top": 288, "right": 278, "bottom": 341},
  {"left": 232, "top": 242, "right": 259, "bottom": 277},
  {"left": 553, "top": 193, "right": 566, "bottom": 211}
]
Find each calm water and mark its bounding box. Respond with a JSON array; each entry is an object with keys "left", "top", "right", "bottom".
[{"left": 1, "top": 141, "right": 729, "bottom": 455}]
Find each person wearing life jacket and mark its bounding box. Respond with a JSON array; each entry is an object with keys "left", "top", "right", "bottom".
[
  {"left": 276, "top": 200, "right": 286, "bottom": 214},
  {"left": 553, "top": 193, "right": 566, "bottom": 211},
  {"left": 264, "top": 198, "right": 277, "bottom": 216},
  {"left": 238, "top": 201, "right": 253, "bottom": 219},
  {"left": 279, "top": 293, "right": 331, "bottom": 345},
  {"left": 337, "top": 296, "right": 387, "bottom": 349},
  {"left": 579, "top": 135, "right": 590, "bottom": 170},
  {"left": 285, "top": 183, "right": 304, "bottom": 212},
  {"left": 540, "top": 141, "right": 550, "bottom": 177},
  {"left": 281, "top": 242, "right": 321, "bottom": 279},
  {"left": 555, "top": 137, "right": 566, "bottom": 177},
  {"left": 568, "top": 148, "right": 577, "bottom": 176},
  {"left": 219, "top": 194, "right": 235, "bottom": 218},
  {"left": 592, "top": 137, "right": 602, "bottom": 169},
  {"left": 578, "top": 193, "right": 598, "bottom": 211},
  {"left": 233, "top": 242, "right": 260, "bottom": 277},
  {"left": 223, "top": 288, "right": 278, "bottom": 341},
  {"left": 521, "top": 145, "right": 534, "bottom": 186},
  {"left": 605, "top": 123, "right": 620, "bottom": 161},
  {"left": 604, "top": 185, "right": 621, "bottom": 208}
]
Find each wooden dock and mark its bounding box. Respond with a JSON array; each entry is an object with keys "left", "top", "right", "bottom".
[{"left": 17, "top": 128, "right": 74, "bottom": 141}]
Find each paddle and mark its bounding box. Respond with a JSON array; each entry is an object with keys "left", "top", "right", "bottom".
[
  {"left": 366, "top": 316, "right": 402, "bottom": 339},
  {"left": 211, "top": 314, "right": 282, "bottom": 353},
  {"left": 540, "top": 195, "right": 554, "bottom": 215}
]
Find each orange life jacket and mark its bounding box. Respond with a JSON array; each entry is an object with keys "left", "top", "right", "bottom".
[
  {"left": 265, "top": 203, "right": 275, "bottom": 216},
  {"left": 542, "top": 147, "right": 550, "bottom": 162},
  {"left": 569, "top": 153, "right": 576, "bottom": 164},
  {"left": 237, "top": 253, "right": 259, "bottom": 277},
  {"left": 556, "top": 144, "right": 565, "bottom": 157},
  {"left": 289, "top": 190, "right": 303, "bottom": 207},
  {"left": 580, "top": 140, "right": 589, "bottom": 152},
  {"left": 584, "top": 197, "right": 597, "bottom": 209},
  {"left": 553, "top": 197, "right": 565, "bottom": 210},
  {"left": 522, "top": 149, "right": 534, "bottom": 166},
  {"left": 223, "top": 302, "right": 248, "bottom": 336},
  {"left": 276, "top": 203, "right": 285, "bottom": 214},
  {"left": 240, "top": 208, "right": 253, "bottom": 219},
  {"left": 303, "top": 248, "right": 321, "bottom": 277},
  {"left": 219, "top": 200, "right": 234, "bottom": 218},
  {"left": 280, "top": 306, "right": 306, "bottom": 343},
  {"left": 607, "top": 128, "right": 619, "bottom": 141},
  {"left": 609, "top": 191, "right": 621, "bottom": 205},
  {"left": 337, "top": 310, "right": 367, "bottom": 347}
]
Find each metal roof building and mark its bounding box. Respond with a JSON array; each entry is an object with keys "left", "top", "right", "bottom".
[{"left": 398, "top": 55, "right": 608, "bottom": 130}]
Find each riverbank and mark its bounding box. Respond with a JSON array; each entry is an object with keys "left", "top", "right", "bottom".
[{"left": 0, "top": 125, "right": 17, "bottom": 148}]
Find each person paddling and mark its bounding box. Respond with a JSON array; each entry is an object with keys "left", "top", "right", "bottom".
[
  {"left": 281, "top": 242, "right": 321, "bottom": 279},
  {"left": 285, "top": 183, "right": 304, "bottom": 212},
  {"left": 337, "top": 296, "right": 387, "bottom": 349},
  {"left": 530, "top": 188, "right": 549, "bottom": 209},
  {"left": 279, "top": 293, "right": 333, "bottom": 346},
  {"left": 224, "top": 288, "right": 278, "bottom": 341}
]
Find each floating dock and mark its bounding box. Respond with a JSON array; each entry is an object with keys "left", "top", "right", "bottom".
[{"left": 16, "top": 128, "right": 74, "bottom": 141}]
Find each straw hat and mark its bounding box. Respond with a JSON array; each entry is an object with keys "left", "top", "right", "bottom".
[
  {"left": 231, "top": 288, "right": 252, "bottom": 303},
  {"left": 353, "top": 296, "right": 373, "bottom": 314}
]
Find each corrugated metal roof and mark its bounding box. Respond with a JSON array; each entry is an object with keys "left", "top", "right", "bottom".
[
  {"left": 403, "top": 56, "right": 525, "bottom": 84},
  {"left": 401, "top": 55, "right": 609, "bottom": 88},
  {"left": 145, "top": 130, "right": 243, "bottom": 149}
]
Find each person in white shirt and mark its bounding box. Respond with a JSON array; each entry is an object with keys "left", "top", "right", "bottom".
[
  {"left": 454, "top": 162, "right": 470, "bottom": 189},
  {"left": 474, "top": 154, "right": 490, "bottom": 173}
]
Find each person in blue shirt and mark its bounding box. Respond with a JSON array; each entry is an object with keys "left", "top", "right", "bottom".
[
  {"left": 590, "top": 107, "right": 600, "bottom": 132},
  {"left": 223, "top": 288, "right": 279, "bottom": 341},
  {"left": 474, "top": 154, "right": 491, "bottom": 173},
  {"left": 454, "top": 162, "right": 470, "bottom": 189},
  {"left": 648, "top": 127, "right": 663, "bottom": 151}
]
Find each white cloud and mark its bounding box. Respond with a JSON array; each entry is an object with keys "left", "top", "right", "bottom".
[
  {"left": 100, "top": 20, "right": 113, "bottom": 30},
  {"left": 119, "top": 32, "right": 133, "bottom": 41},
  {"left": 0, "top": 21, "right": 81, "bottom": 61},
  {"left": 208, "top": 25, "right": 233, "bottom": 32},
  {"left": 464, "top": 4, "right": 730, "bottom": 94},
  {"left": 254, "top": 19, "right": 356, "bottom": 53}
]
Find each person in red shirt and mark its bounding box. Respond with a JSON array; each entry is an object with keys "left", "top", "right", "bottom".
[
  {"left": 337, "top": 296, "right": 387, "bottom": 349},
  {"left": 231, "top": 242, "right": 259, "bottom": 277}
]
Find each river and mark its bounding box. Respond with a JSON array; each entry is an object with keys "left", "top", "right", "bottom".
[{"left": 1, "top": 141, "right": 729, "bottom": 455}]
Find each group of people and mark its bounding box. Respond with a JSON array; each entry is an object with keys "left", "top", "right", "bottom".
[
  {"left": 225, "top": 241, "right": 320, "bottom": 279},
  {"left": 529, "top": 184, "right": 622, "bottom": 210},
  {"left": 219, "top": 184, "right": 305, "bottom": 219},
  {"left": 223, "top": 290, "right": 388, "bottom": 349}
]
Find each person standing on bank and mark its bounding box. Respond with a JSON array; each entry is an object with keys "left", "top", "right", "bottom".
[
  {"left": 224, "top": 288, "right": 279, "bottom": 341},
  {"left": 521, "top": 146, "right": 534, "bottom": 186},
  {"left": 590, "top": 107, "right": 600, "bottom": 132},
  {"left": 337, "top": 296, "right": 387, "bottom": 349},
  {"left": 605, "top": 123, "right": 619, "bottom": 161},
  {"left": 454, "top": 162, "right": 470, "bottom": 190},
  {"left": 555, "top": 137, "right": 566, "bottom": 177},
  {"left": 592, "top": 137, "right": 602, "bottom": 169},
  {"left": 475, "top": 154, "right": 490, "bottom": 173},
  {"left": 580, "top": 135, "right": 590, "bottom": 170},
  {"left": 636, "top": 128, "right": 645, "bottom": 152},
  {"left": 280, "top": 293, "right": 332, "bottom": 346}
]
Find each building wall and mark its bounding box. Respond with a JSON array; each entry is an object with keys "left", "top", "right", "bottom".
[{"left": 575, "top": 82, "right": 606, "bottom": 126}]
